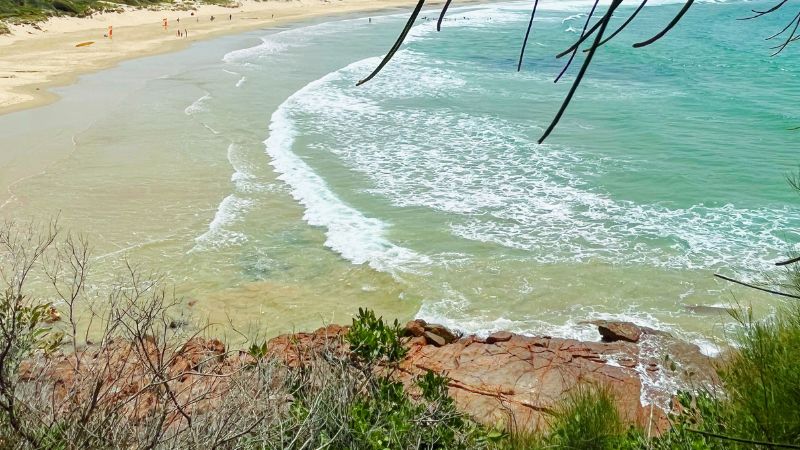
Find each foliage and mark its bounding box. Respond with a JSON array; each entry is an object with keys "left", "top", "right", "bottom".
[
  {"left": 343, "top": 308, "right": 490, "bottom": 449},
  {"left": 347, "top": 371, "right": 488, "bottom": 450},
  {"left": 720, "top": 304, "right": 800, "bottom": 446},
  {"left": 0, "top": 0, "right": 235, "bottom": 23},
  {"left": 345, "top": 307, "right": 407, "bottom": 365},
  {"left": 647, "top": 305, "right": 800, "bottom": 449},
  {"left": 3, "top": 221, "right": 800, "bottom": 449},
  {"left": 247, "top": 340, "right": 269, "bottom": 361},
  {"left": 546, "top": 385, "right": 627, "bottom": 450}
]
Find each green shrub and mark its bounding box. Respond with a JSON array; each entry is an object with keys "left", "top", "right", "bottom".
[
  {"left": 348, "top": 371, "right": 488, "bottom": 450},
  {"left": 720, "top": 304, "right": 800, "bottom": 446},
  {"left": 51, "top": 0, "right": 80, "bottom": 14},
  {"left": 345, "top": 307, "right": 407, "bottom": 365},
  {"left": 649, "top": 304, "right": 800, "bottom": 449},
  {"left": 546, "top": 385, "right": 633, "bottom": 450}
]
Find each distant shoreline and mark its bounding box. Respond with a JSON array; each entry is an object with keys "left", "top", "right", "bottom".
[{"left": 0, "top": 0, "right": 461, "bottom": 116}]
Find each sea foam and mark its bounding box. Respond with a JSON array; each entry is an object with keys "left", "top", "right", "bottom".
[{"left": 264, "top": 65, "right": 428, "bottom": 274}]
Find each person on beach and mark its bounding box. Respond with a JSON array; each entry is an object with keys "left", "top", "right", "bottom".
[
  {"left": 229, "top": 14, "right": 232, "bottom": 20},
  {"left": 163, "top": 18, "right": 168, "bottom": 30},
  {"left": 185, "top": 29, "right": 188, "bottom": 38},
  {"left": 108, "top": 25, "right": 112, "bottom": 39}
]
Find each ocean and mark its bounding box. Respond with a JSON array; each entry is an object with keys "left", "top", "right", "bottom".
[{"left": 1, "top": 0, "right": 798, "bottom": 352}]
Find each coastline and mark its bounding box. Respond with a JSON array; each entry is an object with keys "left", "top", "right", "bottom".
[{"left": 0, "top": 0, "right": 453, "bottom": 115}]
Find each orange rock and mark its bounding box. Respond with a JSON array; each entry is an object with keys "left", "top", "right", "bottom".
[{"left": 405, "top": 320, "right": 426, "bottom": 337}]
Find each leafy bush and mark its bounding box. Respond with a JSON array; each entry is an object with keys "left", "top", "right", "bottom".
[
  {"left": 349, "top": 371, "right": 489, "bottom": 450},
  {"left": 346, "top": 307, "right": 407, "bottom": 365}
]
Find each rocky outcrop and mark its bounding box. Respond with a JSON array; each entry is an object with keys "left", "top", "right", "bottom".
[
  {"left": 267, "top": 320, "right": 719, "bottom": 435},
  {"left": 21, "top": 321, "right": 718, "bottom": 435}
]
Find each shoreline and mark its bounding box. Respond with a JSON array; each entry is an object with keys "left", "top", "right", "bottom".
[{"left": 0, "top": 0, "right": 455, "bottom": 115}]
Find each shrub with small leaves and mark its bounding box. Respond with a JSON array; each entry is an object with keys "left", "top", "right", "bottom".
[{"left": 345, "top": 307, "right": 407, "bottom": 365}]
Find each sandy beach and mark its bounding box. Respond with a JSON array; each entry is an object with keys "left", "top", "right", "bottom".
[{"left": 0, "top": 0, "right": 441, "bottom": 115}]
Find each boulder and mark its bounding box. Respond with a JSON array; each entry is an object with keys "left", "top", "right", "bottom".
[
  {"left": 405, "top": 320, "right": 426, "bottom": 338},
  {"left": 486, "top": 331, "right": 513, "bottom": 344},
  {"left": 424, "top": 331, "right": 447, "bottom": 347},
  {"left": 422, "top": 322, "right": 458, "bottom": 345},
  {"left": 592, "top": 320, "right": 644, "bottom": 343}
]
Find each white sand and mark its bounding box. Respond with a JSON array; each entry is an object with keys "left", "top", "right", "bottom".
[{"left": 0, "top": 0, "right": 443, "bottom": 114}]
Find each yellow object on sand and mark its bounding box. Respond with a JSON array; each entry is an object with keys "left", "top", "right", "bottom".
[{"left": 75, "top": 41, "right": 95, "bottom": 47}]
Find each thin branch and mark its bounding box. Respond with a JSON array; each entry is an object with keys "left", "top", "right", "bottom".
[
  {"left": 539, "top": 0, "right": 622, "bottom": 143},
  {"left": 555, "top": 0, "right": 600, "bottom": 83},
  {"left": 714, "top": 274, "right": 800, "bottom": 300},
  {"left": 633, "top": 0, "right": 694, "bottom": 48},
  {"left": 555, "top": 13, "right": 604, "bottom": 59},
  {"left": 766, "top": 11, "right": 800, "bottom": 40},
  {"left": 357, "top": 0, "right": 426, "bottom": 86},
  {"left": 770, "top": 13, "right": 800, "bottom": 55},
  {"left": 585, "top": 0, "right": 648, "bottom": 52},
  {"left": 688, "top": 429, "right": 800, "bottom": 449},
  {"left": 739, "top": 0, "right": 789, "bottom": 20},
  {"left": 517, "top": 0, "right": 540, "bottom": 71},
  {"left": 436, "top": 0, "right": 454, "bottom": 32},
  {"left": 776, "top": 255, "right": 800, "bottom": 266}
]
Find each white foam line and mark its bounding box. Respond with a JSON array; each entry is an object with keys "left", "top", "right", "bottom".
[
  {"left": 264, "top": 65, "right": 428, "bottom": 274},
  {"left": 202, "top": 123, "right": 220, "bottom": 135},
  {"left": 184, "top": 92, "right": 211, "bottom": 115},
  {"left": 94, "top": 235, "right": 176, "bottom": 261},
  {"left": 191, "top": 194, "right": 252, "bottom": 252}
]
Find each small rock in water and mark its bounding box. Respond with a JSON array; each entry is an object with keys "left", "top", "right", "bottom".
[
  {"left": 592, "top": 320, "right": 643, "bottom": 343},
  {"left": 683, "top": 304, "right": 736, "bottom": 315}
]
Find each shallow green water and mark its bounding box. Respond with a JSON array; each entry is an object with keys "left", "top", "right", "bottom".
[{"left": 1, "top": 0, "right": 798, "bottom": 352}]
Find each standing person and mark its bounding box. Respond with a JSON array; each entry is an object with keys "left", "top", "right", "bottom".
[
  {"left": 163, "top": 18, "right": 168, "bottom": 30},
  {"left": 369, "top": 17, "right": 371, "bottom": 23},
  {"left": 184, "top": 29, "right": 188, "bottom": 38},
  {"left": 108, "top": 25, "right": 113, "bottom": 39},
  {"left": 229, "top": 14, "right": 232, "bottom": 20}
]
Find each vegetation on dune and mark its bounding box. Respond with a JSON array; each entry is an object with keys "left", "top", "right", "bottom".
[{"left": 0, "top": 0, "right": 238, "bottom": 24}]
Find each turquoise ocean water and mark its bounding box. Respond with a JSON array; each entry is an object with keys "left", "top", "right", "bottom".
[
  {"left": 249, "top": 0, "right": 800, "bottom": 348},
  {"left": 2, "top": 0, "right": 799, "bottom": 352}
]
